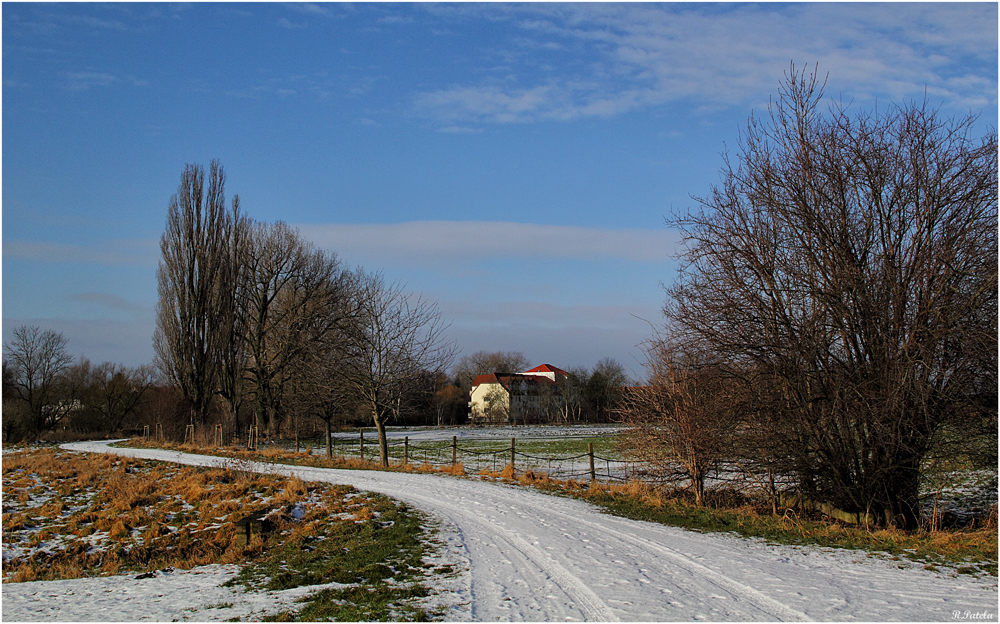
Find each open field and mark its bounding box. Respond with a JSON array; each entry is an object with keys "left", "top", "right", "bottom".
[{"left": 225, "top": 423, "right": 998, "bottom": 528}]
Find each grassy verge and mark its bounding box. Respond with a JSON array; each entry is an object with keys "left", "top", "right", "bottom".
[{"left": 1, "top": 446, "right": 456, "bottom": 621}]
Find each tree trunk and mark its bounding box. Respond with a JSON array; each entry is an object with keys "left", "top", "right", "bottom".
[
  {"left": 374, "top": 414, "right": 389, "bottom": 467},
  {"left": 691, "top": 464, "right": 706, "bottom": 506},
  {"left": 326, "top": 419, "right": 333, "bottom": 459}
]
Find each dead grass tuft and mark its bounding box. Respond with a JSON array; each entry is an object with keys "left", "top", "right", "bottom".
[
  {"left": 273, "top": 476, "right": 308, "bottom": 506},
  {"left": 439, "top": 463, "right": 466, "bottom": 477}
]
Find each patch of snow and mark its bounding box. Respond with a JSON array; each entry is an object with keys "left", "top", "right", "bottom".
[{"left": 1, "top": 564, "right": 350, "bottom": 622}]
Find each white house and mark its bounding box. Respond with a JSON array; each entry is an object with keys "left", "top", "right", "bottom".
[{"left": 468, "top": 364, "right": 570, "bottom": 424}]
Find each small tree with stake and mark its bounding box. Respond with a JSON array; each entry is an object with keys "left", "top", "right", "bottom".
[{"left": 341, "top": 269, "right": 455, "bottom": 467}]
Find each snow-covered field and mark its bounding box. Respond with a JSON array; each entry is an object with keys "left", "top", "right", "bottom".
[
  {"left": 3, "top": 440, "right": 996, "bottom": 622},
  {"left": 334, "top": 424, "right": 624, "bottom": 442}
]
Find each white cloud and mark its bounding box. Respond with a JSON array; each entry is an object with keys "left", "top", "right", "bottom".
[
  {"left": 297, "top": 221, "right": 681, "bottom": 267},
  {"left": 415, "top": 3, "right": 997, "bottom": 124},
  {"left": 277, "top": 17, "right": 306, "bottom": 30}
]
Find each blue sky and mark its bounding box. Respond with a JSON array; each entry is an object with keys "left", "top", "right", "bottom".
[{"left": 3, "top": 2, "right": 997, "bottom": 376}]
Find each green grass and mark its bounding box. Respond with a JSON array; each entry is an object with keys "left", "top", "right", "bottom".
[
  {"left": 227, "top": 496, "right": 449, "bottom": 621},
  {"left": 274, "top": 584, "right": 432, "bottom": 622}
]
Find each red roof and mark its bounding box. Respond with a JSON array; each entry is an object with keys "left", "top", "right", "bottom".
[
  {"left": 471, "top": 372, "right": 556, "bottom": 391},
  {"left": 524, "top": 364, "right": 569, "bottom": 375},
  {"left": 471, "top": 373, "right": 500, "bottom": 388}
]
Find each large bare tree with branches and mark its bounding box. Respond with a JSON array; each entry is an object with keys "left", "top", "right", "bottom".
[
  {"left": 240, "top": 220, "right": 349, "bottom": 434},
  {"left": 665, "top": 65, "right": 997, "bottom": 528}
]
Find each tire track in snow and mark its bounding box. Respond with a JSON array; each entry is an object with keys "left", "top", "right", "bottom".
[
  {"left": 565, "top": 511, "right": 812, "bottom": 621},
  {"left": 263, "top": 462, "right": 616, "bottom": 621},
  {"left": 396, "top": 489, "right": 618, "bottom": 622}
]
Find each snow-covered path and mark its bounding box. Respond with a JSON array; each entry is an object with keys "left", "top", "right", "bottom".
[{"left": 32, "top": 440, "right": 998, "bottom": 621}]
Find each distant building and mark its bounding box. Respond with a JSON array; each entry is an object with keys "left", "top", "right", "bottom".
[{"left": 469, "top": 364, "right": 571, "bottom": 424}]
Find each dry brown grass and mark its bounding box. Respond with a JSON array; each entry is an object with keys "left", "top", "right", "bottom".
[
  {"left": 1, "top": 447, "right": 388, "bottom": 583},
  {"left": 438, "top": 462, "right": 466, "bottom": 477}
]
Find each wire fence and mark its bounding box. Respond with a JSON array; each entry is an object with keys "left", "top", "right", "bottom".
[
  {"left": 313, "top": 432, "right": 799, "bottom": 503},
  {"left": 168, "top": 425, "right": 792, "bottom": 498},
  {"left": 315, "top": 433, "right": 640, "bottom": 483}
]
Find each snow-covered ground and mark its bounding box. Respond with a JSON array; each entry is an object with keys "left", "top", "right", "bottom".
[
  {"left": 2, "top": 531, "right": 469, "bottom": 622},
  {"left": 3, "top": 440, "right": 996, "bottom": 622}
]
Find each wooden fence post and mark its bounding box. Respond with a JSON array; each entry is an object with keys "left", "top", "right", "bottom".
[
  {"left": 452, "top": 436, "right": 457, "bottom": 465},
  {"left": 360, "top": 430, "right": 365, "bottom": 461},
  {"left": 588, "top": 442, "right": 596, "bottom": 482},
  {"left": 510, "top": 437, "right": 516, "bottom": 469},
  {"left": 404, "top": 437, "right": 409, "bottom": 465}
]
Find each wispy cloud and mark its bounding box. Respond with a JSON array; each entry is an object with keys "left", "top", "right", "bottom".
[
  {"left": 440, "top": 299, "right": 656, "bottom": 372},
  {"left": 3, "top": 239, "right": 158, "bottom": 266},
  {"left": 277, "top": 17, "right": 307, "bottom": 30},
  {"left": 298, "top": 221, "right": 681, "bottom": 267},
  {"left": 415, "top": 3, "right": 997, "bottom": 124},
  {"left": 64, "top": 71, "right": 118, "bottom": 90},
  {"left": 68, "top": 293, "right": 150, "bottom": 316},
  {"left": 2, "top": 316, "right": 157, "bottom": 367}
]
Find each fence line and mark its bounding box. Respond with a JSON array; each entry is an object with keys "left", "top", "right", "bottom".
[
  {"left": 174, "top": 426, "right": 787, "bottom": 496},
  {"left": 320, "top": 433, "right": 637, "bottom": 483}
]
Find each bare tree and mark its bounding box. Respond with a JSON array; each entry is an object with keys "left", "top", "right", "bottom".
[
  {"left": 617, "top": 339, "right": 741, "bottom": 505},
  {"left": 240, "top": 220, "right": 348, "bottom": 434},
  {"left": 665, "top": 64, "right": 998, "bottom": 527},
  {"left": 2, "top": 325, "right": 74, "bottom": 439},
  {"left": 88, "top": 363, "right": 159, "bottom": 433},
  {"left": 154, "top": 160, "right": 241, "bottom": 424},
  {"left": 300, "top": 353, "right": 362, "bottom": 458},
  {"left": 217, "top": 204, "right": 251, "bottom": 429},
  {"left": 433, "top": 380, "right": 466, "bottom": 426},
  {"left": 342, "top": 270, "right": 456, "bottom": 466},
  {"left": 585, "top": 357, "right": 630, "bottom": 421}
]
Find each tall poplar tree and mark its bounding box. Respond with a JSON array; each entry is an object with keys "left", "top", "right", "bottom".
[{"left": 154, "top": 160, "right": 240, "bottom": 423}]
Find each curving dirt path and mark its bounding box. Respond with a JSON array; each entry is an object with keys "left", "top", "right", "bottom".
[{"left": 61, "top": 441, "right": 996, "bottom": 621}]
